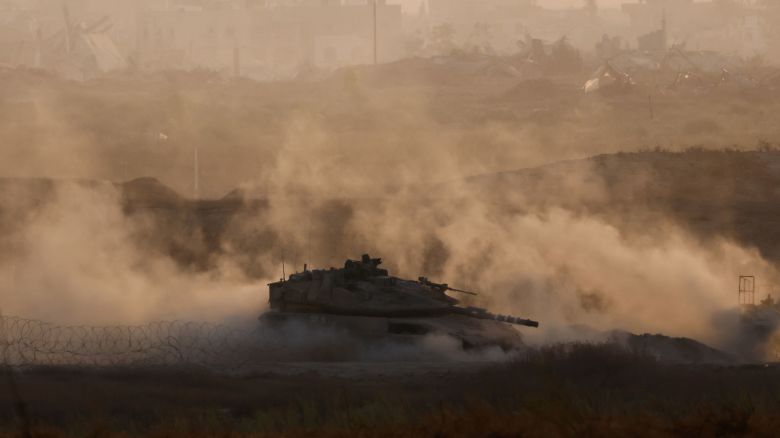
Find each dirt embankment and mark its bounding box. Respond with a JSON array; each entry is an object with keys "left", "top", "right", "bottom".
[
  {"left": 466, "top": 149, "right": 780, "bottom": 263},
  {"left": 3, "top": 67, "right": 780, "bottom": 199},
  {"left": 1, "top": 149, "right": 778, "bottom": 279}
]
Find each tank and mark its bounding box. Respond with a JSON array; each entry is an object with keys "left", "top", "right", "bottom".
[{"left": 261, "top": 254, "right": 539, "bottom": 351}]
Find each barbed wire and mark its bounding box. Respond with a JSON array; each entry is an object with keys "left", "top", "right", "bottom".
[{"left": 0, "top": 315, "right": 277, "bottom": 370}]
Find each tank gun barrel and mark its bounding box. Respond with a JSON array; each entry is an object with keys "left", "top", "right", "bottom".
[
  {"left": 510, "top": 317, "right": 540, "bottom": 328},
  {"left": 418, "top": 277, "right": 478, "bottom": 296},
  {"left": 446, "top": 286, "right": 478, "bottom": 296}
]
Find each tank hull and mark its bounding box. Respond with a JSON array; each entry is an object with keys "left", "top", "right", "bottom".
[{"left": 260, "top": 311, "right": 525, "bottom": 351}]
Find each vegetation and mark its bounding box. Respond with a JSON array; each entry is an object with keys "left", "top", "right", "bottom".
[{"left": 2, "top": 344, "right": 780, "bottom": 437}]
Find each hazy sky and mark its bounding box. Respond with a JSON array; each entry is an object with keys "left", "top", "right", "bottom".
[
  {"left": 397, "top": 1, "right": 639, "bottom": 13},
  {"left": 537, "top": 0, "right": 627, "bottom": 8}
]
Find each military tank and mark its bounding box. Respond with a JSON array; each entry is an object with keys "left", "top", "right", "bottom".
[{"left": 261, "top": 254, "right": 538, "bottom": 351}]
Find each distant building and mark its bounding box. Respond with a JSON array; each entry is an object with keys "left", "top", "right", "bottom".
[
  {"left": 622, "top": 0, "right": 730, "bottom": 39},
  {"left": 426, "top": 0, "right": 543, "bottom": 53},
  {"left": 428, "top": 0, "right": 538, "bottom": 25},
  {"left": 622, "top": 0, "right": 769, "bottom": 58},
  {"left": 636, "top": 14, "right": 666, "bottom": 52},
  {"left": 136, "top": 1, "right": 403, "bottom": 77}
]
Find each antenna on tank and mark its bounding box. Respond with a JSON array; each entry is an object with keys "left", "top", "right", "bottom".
[{"left": 193, "top": 145, "right": 200, "bottom": 199}]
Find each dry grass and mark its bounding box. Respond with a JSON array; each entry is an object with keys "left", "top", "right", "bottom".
[{"left": 2, "top": 344, "right": 780, "bottom": 437}]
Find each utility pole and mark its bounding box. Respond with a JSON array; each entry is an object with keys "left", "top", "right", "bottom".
[
  {"left": 62, "top": 3, "right": 73, "bottom": 54},
  {"left": 373, "top": 0, "right": 378, "bottom": 65},
  {"left": 193, "top": 145, "right": 200, "bottom": 199},
  {"left": 233, "top": 47, "right": 241, "bottom": 78},
  {"left": 281, "top": 247, "right": 286, "bottom": 282}
]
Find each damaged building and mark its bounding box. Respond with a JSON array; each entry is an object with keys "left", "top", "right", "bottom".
[
  {"left": 622, "top": 0, "right": 769, "bottom": 58},
  {"left": 0, "top": 2, "right": 128, "bottom": 80},
  {"left": 425, "top": 0, "right": 615, "bottom": 56},
  {"left": 0, "top": 0, "right": 404, "bottom": 80},
  {"left": 135, "top": 0, "right": 404, "bottom": 79}
]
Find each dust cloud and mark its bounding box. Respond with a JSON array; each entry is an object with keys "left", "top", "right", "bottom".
[
  {"left": 246, "top": 133, "right": 775, "bottom": 347},
  {"left": 0, "top": 5, "right": 778, "bottom": 353},
  {"left": 0, "top": 82, "right": 774, "bottom": 354},
  {"left": 0, "top": 182, "right": 261, "bottom": 325}
]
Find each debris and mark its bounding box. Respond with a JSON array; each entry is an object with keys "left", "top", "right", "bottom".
[{"left": 583, "top": 62, "right": 633, "bottom": 94}]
